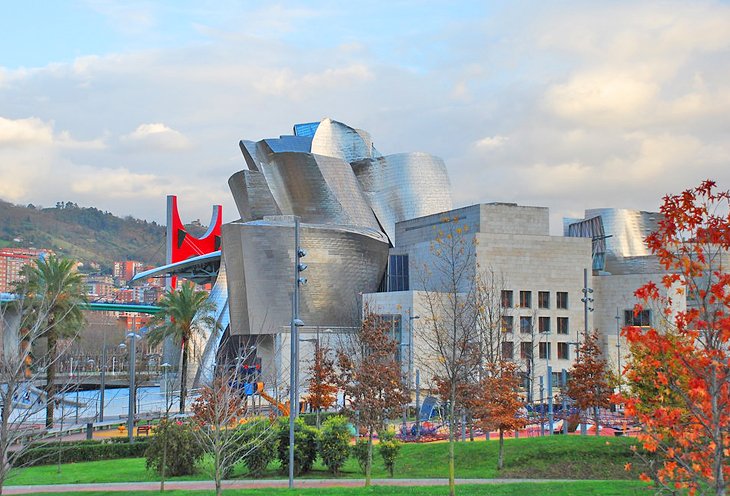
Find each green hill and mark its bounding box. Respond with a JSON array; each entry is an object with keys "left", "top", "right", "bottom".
[{"left": 0, "top": 200, "right": 166, "bottom": 273}]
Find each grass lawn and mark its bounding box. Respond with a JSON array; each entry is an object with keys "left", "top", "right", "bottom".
[
  {"left": 19, "top": 481, "right": 651, "bottom": 496},
  {"left": 7, "top": 435, "right": 645, "bottom": 486}
]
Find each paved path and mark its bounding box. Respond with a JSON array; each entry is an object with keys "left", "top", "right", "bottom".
[{"left": 4, "top": 478, "right": 573, "bottom": 494}]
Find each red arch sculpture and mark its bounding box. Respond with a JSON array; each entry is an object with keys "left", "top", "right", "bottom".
[{"left": 166, "top": 195, "right": 222, "bottom": 287}]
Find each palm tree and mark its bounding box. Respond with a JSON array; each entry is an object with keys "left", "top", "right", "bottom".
[
  {"left": 19, "top": 255, "right": 86, "bottom": 428},
  {"left": 148, "top": 282, "right": 216, "bottom": 413}
]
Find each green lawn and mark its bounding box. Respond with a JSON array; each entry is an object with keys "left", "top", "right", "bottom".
[
  {"left": 17, "top": 481, "right": 651, "bottom": 496},
  {"left": 7, "top": 435, "right": 645, "bottom": 486}
]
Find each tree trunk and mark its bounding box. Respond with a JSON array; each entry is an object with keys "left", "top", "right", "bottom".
[
  {"left": 160, "top": 433, "right": 167, "bottom": 492},
  {"left": 46, "top": 331, "right": 57, "bottom": 428},
  {"left": 498, "top": 428, "right": 504, "bottom": 470},
  {"left": 448, "top": 389, "right": 456, "bottom": 496},
  {"left": 316, "top": 408, "right": 321, "bottom": 430},
  {"left": 365, "top": 427, "right": 373, "bottom": 487},
  {"left": 215, "top": 450, "right": 222, "bottom": 496},
  {"left": 710, "top": 369, "right": 726, "bottom": 496},
  {"left": 593, "top": 406, "right": 600, "bottom": 437},
  {"left": 179, "top": 340, "right": 188, "bottom": 413}
]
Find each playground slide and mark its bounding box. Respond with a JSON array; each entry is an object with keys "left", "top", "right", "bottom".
[{"left": 258, "top": 389, "right": 289, "bottom": 416}]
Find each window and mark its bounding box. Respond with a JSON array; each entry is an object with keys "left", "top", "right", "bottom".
[
  {"left": 552, "top": 371, "right": 570, "bottom": 387},
  {"left": 501, "top": 341, "right": 514, "bottom": 359},
  {"left": 538, "top": 291, "right": 550, "bottom": 309},
  {"left": 501, "top": 315, "right": 514, "bottom": 333},
  {"left": 501, "top": 290, "right": 513, "bottom": 308},
  {"left": 520, "top": 342, "right": 532, "bottom": 359},
  {"left": 519, "top": 290, "right": 532, "bottom": 308},
  {"left": 557, "top": 317, "right": 569, "bottom": 335},
  {"left": 374, "top": 314, "right": 403, "bottom": 360},
  {"left": 539, "top": 316, "right": 551, "bottom": 333},
  {"left": 557, "top": 342, "right": 570, "bottom": 360},
  {"left": 387, "top": 255, "right": 409, "bottom": 292},
  {"left": 538, "top": 342, "right": 551, "bottom": 360},
  {"left": 520, "top": 316, "right": 532, "bottom": 334},
  {"left": 556, "top": 292, "right": 569, "bottom": 309},
  {"left": 625, "top": 309, "right": 651, "bottom": 327}
]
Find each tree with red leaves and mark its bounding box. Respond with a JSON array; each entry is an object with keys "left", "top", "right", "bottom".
[
  {"left": 620, "top": 180, "right": 729, "bottom": 496},
  {"left": 567, "top": 331, "right": 611, "bottom": 436},
  {"left": 475, "top": 360, "right": 526, "bottom": 470},
  {"left": 337, "top": 312, "right": 408, "bottom": 487},
  {"left": 306, "top": 343, "right": 338, "bottom": 429}
]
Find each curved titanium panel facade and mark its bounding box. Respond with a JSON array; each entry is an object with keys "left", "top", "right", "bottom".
[
  {"left": 584, "top": 208, "right": 660, "bottom": 259},
  {"left": 311, "top": 118, "right": 380, "bottom": 163},
  {"left": 256, "top": 151, "right": 382, "bottom": 232},
  {"left": 222, "top": 219, "right": 389, "bottom": 337},
  {"left": 228, "top": 170, "right": 281, "bottom": 221},
  {"left": 352, "top": 152, "right": 453, "bottom": 243},
  {"left": 191, "top": 263, "right": 230, "bottom": 387}
]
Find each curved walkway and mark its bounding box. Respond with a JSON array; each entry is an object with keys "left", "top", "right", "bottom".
[{"left": 4, "top": 478, "right": 575, "bottom": 494}]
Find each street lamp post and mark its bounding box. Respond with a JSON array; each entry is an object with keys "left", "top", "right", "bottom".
[
  {"left": 125, "top": 330, "right": 141, "bottom": 444},
  {"left": 99, "top": 341, "right": 108, "bottom": 422},
  {"left": 408, "top": 315, "right": 419, "bottom": 390},
  {"left": 289, "top": 216, "right": 307, "bottom": 490},
  {"left": 161, "top": 362, "right": 172, "bottom": 415},
  {"left": 544, "top": 330, "right": 553, "bottom": 436}
]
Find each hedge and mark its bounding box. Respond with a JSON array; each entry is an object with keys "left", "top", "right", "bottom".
[{"left": 15, "top": 439, "right": 150, "bottom": 466}]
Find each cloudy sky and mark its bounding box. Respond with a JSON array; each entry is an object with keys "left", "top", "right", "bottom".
[{"left": 1, "top": 1, "right": 729, "bottom": 233}]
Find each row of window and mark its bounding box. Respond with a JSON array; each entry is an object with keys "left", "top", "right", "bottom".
[
  {"left": 501, "top": 290, "right": 569, "bottom": 310},
  {"left": 501, "top": 315, "right": 570, "bottom": 334},
  {"left": 520, "top": 371, "right": 571, "bottom": 388},
  {"left": 502, "top": 341, "right": 571, "bottom": 360}
]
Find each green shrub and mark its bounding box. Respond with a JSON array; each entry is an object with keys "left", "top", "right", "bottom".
[
  {"left": 352, "top": 437, "right": 370, "bottom": 474},
  {"left": 299, "top": 411, "right": 339, "bottom": 427},
  {"left": 378, "top": 429, "right": 401, "bottom": 477},
  {"left": 15, "top": 440, "right": 149, "bottom": 467},
  {"left": 144, "top": 419, "right": 203, "bottom": 476},
  {"left": 240, "top": 418, "right": 277, "bottom": 477},
  {"left": 319, "top": 415, "right": 352, "bottom": 475},
  {"left": 276, "top": 417, "right": 318, "bottom": 475}
]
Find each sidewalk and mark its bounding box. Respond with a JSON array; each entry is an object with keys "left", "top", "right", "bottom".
[{"left": 4, "top": 478, "right": 572, "bottom": 494}]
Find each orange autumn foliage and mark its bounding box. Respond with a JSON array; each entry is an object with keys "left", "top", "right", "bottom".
[
  {"left": 307, "top": 345, "right": 338, "bottom": 411},
  {"left": 617, "top": 180, "right": 729, "bottom": 496}
]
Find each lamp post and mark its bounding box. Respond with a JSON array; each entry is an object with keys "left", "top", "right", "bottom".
[
  {"left": 407, "top": 315, "right": 419, "bottom": 390},
  {"left": 161, "top": 362, "right": 172, "bottom": 415},
  {"left": 99, "top": 340, "right": 108, "bottom": 422},
  {"left": 544, "top": 329, "right": 553, "bottom": 436},
  {"left": 125, "top": 331, "right": 141, "bottom": 444},
  {"left": 289, "top": 217, "right": 307, "bottom": 489}
]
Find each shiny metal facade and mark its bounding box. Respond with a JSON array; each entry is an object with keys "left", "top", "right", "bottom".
[
  {"left": 311, "top": 118, "right": 381, "bottom": 163},
  {"left": 352, "top": 152, "right": 452, "bottom": 243},
  {"left": 228, "top": 170, "right": 281, "bottom": 221},
  {"left": 222, "top": 219, "right": 388, "bottom": 337},
  {"left": 191, "top": 262, "right": 230, "bottom": 387},
  {"left": 256, "top": 152, "right": 382, "bottom": 231},
  {"left": 223, "top": 117, "right": 451, "bottom": 337},
  {"left": 567, "top": 208, "right": 663, "bottom": 274}
]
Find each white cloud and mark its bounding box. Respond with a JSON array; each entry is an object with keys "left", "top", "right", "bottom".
[
  {"left": 121, "top": 123, "right": 190, "bottom": 151},
  {"left": 1, "top": 1, "right": 729, "bottom": 232},
  {"left": 474, "top": 135, "right": 508, "bottom": 149},
  {"left": 545, "top": 73, "right": 659, "bottom": 126},
  {"left": 0, "top": 117, "right": 53, "bottom": 145}
]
